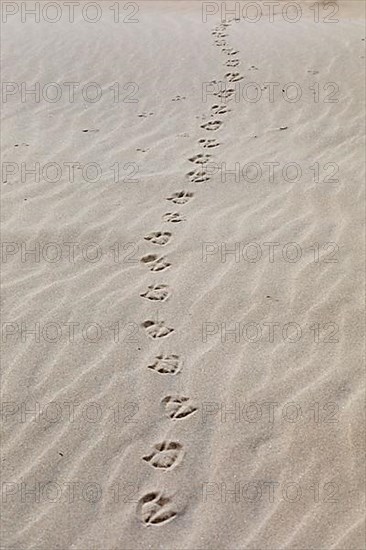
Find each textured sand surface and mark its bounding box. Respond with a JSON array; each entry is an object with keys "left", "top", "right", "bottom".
[{"left": 1, "top": 1, "right": 365, "bottom": 549}]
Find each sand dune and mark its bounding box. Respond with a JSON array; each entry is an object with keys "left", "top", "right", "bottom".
[{"left": 1, "top": 1, "right": 365, "bottom": 548}]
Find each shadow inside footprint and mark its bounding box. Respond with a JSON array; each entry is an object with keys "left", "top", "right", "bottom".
[
  {"left": 148, "top": 354, "right": 182, "bottom": 375},
  {"left": 189, "top": 153, "right": 212, "bottom": 164},
  {"left": 225, "top": 59, "right": 240, "bottom": 67},
  {"left": 199, "top": 138, "right": 220, "bottom": 149},
  {"left": 140, "top": 284, "right": 170, "bottom": 302},
  {"left": 211, "top": 104, "right": 230, "bottom": 116},
  {"left": 187, "top": 169, "right": 210, "bottom": 183},
  {"left": 137, "top": 492, "right": 177, "bottom": 525},
  {"left": 142, "top": 320, "right": 174, "bottom": 339},
  {"left": 162, "top": 212, "right": 185, "bottom": 223},
  {"left": 143, "top": 441, "right": 184, "bottom": 470},
  {"left": 144, "top": 231, "right": 172, "bottom": 246},
  {"left": 166, "top": 191, "right": 194, "bottom": 204},
  {"left": 162, "top": 395, "right": 197, "bottom": 420},
  {"left": 201, "top": 120, "right": 223, "bottom": 131},
  {"left": 140, "top": 255, "right": 171, "bottom": 272}
]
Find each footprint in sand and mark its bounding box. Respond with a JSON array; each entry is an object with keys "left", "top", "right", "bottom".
[
  {"left": 143, "top": 441, "right": 184, "bottom": 470},
  {"left": 138, "top": 112, "right": 154, "bottom": 118},
  {"left": 214, "top": 88, "right": 235, "bottom": 100},
  {"left": 225, "top": 72, "right": 244, "bottom": 83},
  {"left": 249, "top": 65, "right": 259, "bottom": 71},
  {"left": 207, "top": 78, "right": 221, "bottom": 86},
  {"left": 225, "top": 59, "right": 240, "bottom": 67},
  {"left": 201, "top": 120, "right": 223, "bottom": 132},
  {"left": 172, "top": 95, "right": 186, "bottom": 101},
  {"left": 222, "top": 48, "right": 239, "bottom": 55},
  {"left": 162, "top": 396, "right": 197, "bottom": 420},
  {"left": 199, "top": 138, "right": 220, "bottom": 149},
  {"left": 142, "top": 320, "right": 174, "bottom": 339},
  {"left": 140, "top": 284, "right": 170, "bottom": 302},
  {"left": 144, "top": 231, "right": 172, "bottom": 246},
  {"left": 189, "top": 153, "right": 212, "bottom": 164},
  {"left": 140, "top": 254, "right": 171, "bottom": 272},
  {"left": 166, "top": 191, "right": 194, "bottom": 204},
  {"left": 187, "top": 169, "right": 210, "bottom": 183},
  {"left": 148, "top": 354, "right": 182, "bottom": 375},
  {"left": 211, "top": 104, "right": 230, "bottom": 116},
  {"left": 82, "top": 128, "right": 99, "bottom": 133},
  {"left": 162, "top": 212, "right": 186, "bottom": 223},
  {"left": 215, "top": 39, "right": 227, "bottom": 47},
  {"left": 137, "top": 492, "right": 177, "bottom": 525}
]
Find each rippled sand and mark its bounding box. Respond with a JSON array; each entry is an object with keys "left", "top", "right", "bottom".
[{"left": 2, "top": 1, "right": 365, "bottom": 548}]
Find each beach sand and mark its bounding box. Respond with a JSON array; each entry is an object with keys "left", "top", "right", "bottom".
[{"left": 1, "top": 1, "right": 365, "bottom": 548}]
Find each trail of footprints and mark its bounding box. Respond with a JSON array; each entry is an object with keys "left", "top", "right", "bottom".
[{"left": 137, "top": 16, "right": 241, "bottom": 526}]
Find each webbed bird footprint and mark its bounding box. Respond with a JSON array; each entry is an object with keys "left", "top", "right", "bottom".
[
  {"left": 140, "top": 254, "right": 171, "bottom": 272},
  {"left": 144, "top": 231, "right": 172, "bottom": 246},
  {"left": 140, "top": 284, "right": 170, "bottom": 302},
  {"left": 222, "top": 48, "right": 239, "bottom": 55},
  {"left": 137, "top": 492, "right": 177, "bottom": 525},
  {"left": 201, "top": 120, "right": 222, "bottom": 131},
  {"left": 162, "top": 396, "right": 197, "bottom": 420},
  {"left": 138, "top": 112, "right": 154, "bottom": 118},
  {"left": 142, "top": 320, "right": 174, "bottom": 339},
  {"left": 143, "top": 441, "right": 184, "bottom": 470},
  {"left": 189, "top": 153, "right": 211, "bottom": 164},
  {"left": 162, "top": 212, "right": 185, "bottom": 223},
  {"left": 225, "top": 59, "right": 240, "bottom": 67},
  {"left": 199, "top": 138, "right": 220, "bottom": 149},
  {"left": 166, "top": 190, "right": 194, "bottom": 205},
  {"left": 187, "top": 169, "right": 210, "bottom": 183},
  {"left": 225, "top": 72, "right": 244, "bottom": 82},
  {"left": 211, "top": 104, "right": 229, "bottom": 116},
  {"left": 214, "top": 88, "right": 235, "bottom": 100},
  {"left": 148, "top": 354, "right": 182, "bottom": 375}
]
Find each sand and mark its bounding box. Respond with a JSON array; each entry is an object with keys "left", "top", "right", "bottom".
[{"left": 1, "top": 1, "right": 365, "bottom": 548}]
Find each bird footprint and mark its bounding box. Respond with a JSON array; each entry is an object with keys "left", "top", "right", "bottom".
[
  {"left": 189, "top": 153, "right": 212, "bottom": 164},
  {"left": 142, "top": 320, "right": 174, "bottom": 339},
  {"left": 211, "top": 104, "right": 230, "bottom": 115},
  {"left": 166, "top": 191, "right": 194, "bottom": 205},
  {"left": 187, "top": 169, "right": 210, "bottom": 183},
  {"left": 201, "top": 120, "right": 223, "bottom": 131},
  {"left": 140, "top": 284, "right": 170, "bottom": 302},
  {"left": 225, "top": 72, "right": 243, "bottom": 82},
  {"left": 148, "top": 354, "right": 182, "bottom": 375},
  {"left": 214, "top": 88, "right": 235, "bottom": 100},
  {"left": 138, "top": 112, "right": 154, "bottom": 118},
  {"left": 144, "top": 231, "right": 172, "bottom": 246},
  {"left": 137, "top": 492, "right": 177, "bottom": 525},
  {"left": 162, "top": 212, "right": 185, "bottom": 223},
  {"left": 140, "top": 254, "right": 171, "bottom": 272},
  {"left": 222, "top": 48, "right": 239, "bottom": 55},
  {"left": 225, "top": 59, "right": 240, "bottom": 67},
  {"left": 143, "top": 441, "right": 184, "bottom": 470},
  {"left": 199, "top": 138, "right": 220, "bottom": 149},
  {"left": 162, "top": 396, "right": 197, "bottom": 420}
]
